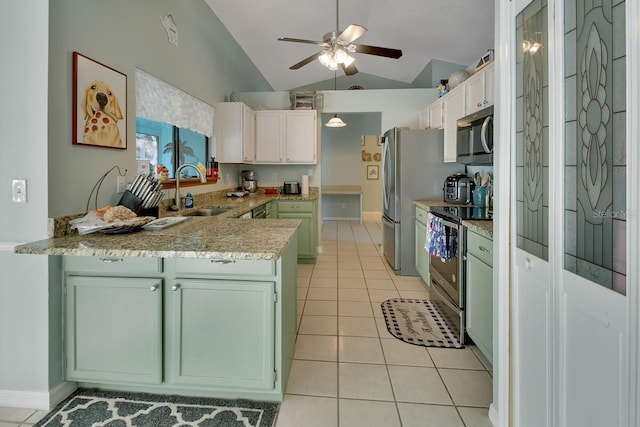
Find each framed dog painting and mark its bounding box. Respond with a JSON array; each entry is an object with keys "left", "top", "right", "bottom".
[{"left": 73, "top": 52, "right": 127, "bottom": 149}]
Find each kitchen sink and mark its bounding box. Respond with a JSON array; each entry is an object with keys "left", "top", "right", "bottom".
[{"left": 182, "top": 207, "right": 234, "bottom": 216}]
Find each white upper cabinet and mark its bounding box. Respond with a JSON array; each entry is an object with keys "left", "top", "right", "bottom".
[
  {"left": 442, "top": 86, "right": 465, "bottom": 163},
  {"left": 428, "top": 98, "right": 444, "bottom": 129},
  {"left": 285, "top": 111, "right": 317, "bottom": 163},
  {"left": 255, "top": 110, "right": 317, "bottom": 164},
  {"left": 254, "top": 111, "right": 285, "bottom": 163},
  {"left": 464, "top": 64, "right": 495, "bottom": 114},
  {"left": 242, "top": 106, "right": 256, "bottom": 163},
  {"left": 215, "top": 102, "right": 255, "bottom": 163}
]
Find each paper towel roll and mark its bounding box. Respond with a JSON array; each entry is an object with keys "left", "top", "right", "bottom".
[{"left": 301, "top": 175, "right": 309, "bottom": 195}]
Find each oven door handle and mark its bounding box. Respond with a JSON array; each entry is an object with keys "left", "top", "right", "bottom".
[{"left": 431, "top": 214, "right": 459, "bottom": 230}]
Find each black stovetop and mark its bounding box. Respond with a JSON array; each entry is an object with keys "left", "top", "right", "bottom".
[{"left": 429, "top": 205, "right": 493, "bottom": 222}]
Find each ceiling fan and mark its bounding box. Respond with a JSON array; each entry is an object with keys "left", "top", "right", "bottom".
[{"left": 278, "top": 0, "right": 402, "bottom": 76}]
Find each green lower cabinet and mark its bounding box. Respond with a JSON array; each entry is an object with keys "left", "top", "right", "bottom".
[
  {"left": 169, "top": 279, "right": 276, "bottom": 390},
  {"left": 465, "top": 229, "right": 493, "bottom": 363},
  {"left": 65, "top": 276, "right": 163, "bottom": 384},
  {"left": 62, "top": 243, "right": 297, "bottom": 400},
  {"left": 415, "top": 219, "right": 430, "bottom": 286},
  {"left": 277, "top": 200, "right": 317, "bottom": 262}
]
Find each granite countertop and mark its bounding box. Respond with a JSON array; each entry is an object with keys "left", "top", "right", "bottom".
[
  {"left": 160, "top": 187, "right": 319, "bottom": 219},
  {"left": 414, "top": 199, "right": 493, "bottom": 239},
  {"left": 15, "top": 217, "right": 301, "bottom": 260},
  {"left": 15, "top": 188, "right": 320, "bottom": 261}
]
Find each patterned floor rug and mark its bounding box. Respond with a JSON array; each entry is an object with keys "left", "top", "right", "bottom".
[
  {"left": 34, "top": 388, "right": 278, "bottom": 427},
  {"left": 381, "top": 298, "right": 463, "bottom": 348}
]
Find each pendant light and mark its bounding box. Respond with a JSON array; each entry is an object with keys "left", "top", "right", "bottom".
[{"left": 325, "top": 72, "right": 347, "bottom": 127}]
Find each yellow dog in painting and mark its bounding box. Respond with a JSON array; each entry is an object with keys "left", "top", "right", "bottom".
[{"left": 82, "top": 79, "right": 123, "bottom": 147}]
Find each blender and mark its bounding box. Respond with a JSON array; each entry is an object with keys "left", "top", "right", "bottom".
[{"left": 240, "top": 170, "right": 257, "bottom": 194}]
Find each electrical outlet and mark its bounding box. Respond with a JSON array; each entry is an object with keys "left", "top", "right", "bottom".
[
  {"left": 272, "top": 173, "right": 278, "bottom": 181},
  {"left": 116, "top": 176, "right": 127, "bottom": 193},
  {"left": 12, "top": 179, "right": 27, "bottom": 203}
]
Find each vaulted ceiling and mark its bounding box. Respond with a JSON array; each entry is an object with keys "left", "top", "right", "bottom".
[{"left": 204, "top": 0, "right": 495, "bottom": 91}]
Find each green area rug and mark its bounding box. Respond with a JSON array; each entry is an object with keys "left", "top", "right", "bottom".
[{"left": 34, "top": 388, "right": 278, "bottom": 426}]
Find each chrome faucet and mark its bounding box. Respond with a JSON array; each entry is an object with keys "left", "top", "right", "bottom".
[{"left": 169, "top": 163, "right": 207, "bottom": 211}]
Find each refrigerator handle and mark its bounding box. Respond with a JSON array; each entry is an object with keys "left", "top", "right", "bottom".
[{"left": 381, "top": 136, "right": 389, "bottom": 210}]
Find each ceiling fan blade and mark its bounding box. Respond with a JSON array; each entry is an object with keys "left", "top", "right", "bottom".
[
  {"left": 341, "top": 62, "right": 358, "bottom": 76},
  {"left": 337, "top": 24, "right": 367, "bottom": 44},
  {"left": 353, "top": 44, "right": 403, "bottom": 59},
  {"left": 289, "top": 51, "right": 323, "bottom": 70},
  {"left": 278, "top": 37, "right": 329, "bottom": 47}
]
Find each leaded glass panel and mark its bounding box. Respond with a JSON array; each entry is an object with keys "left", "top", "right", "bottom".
[
  {"left": 516, "top": 0, "right": 549, "bottom": 261},
  {"left": 564, "top": 0, "right": 626, "bottom": 294}
]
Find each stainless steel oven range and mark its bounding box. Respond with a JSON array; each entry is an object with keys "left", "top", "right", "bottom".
[{"left": 427, "top": 205, "right": 492, "bottom": 344}]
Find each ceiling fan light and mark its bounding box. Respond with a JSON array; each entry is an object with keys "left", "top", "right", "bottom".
[
  {"left": 318, "top": 51, "right": 333, "bottom": 67},
  {"left": 325, "top": 114, "right": 347, "bottom": 127},
  {"left": 342, "top": 53, "right": 355, "bottom": 67},
  {"left": 328, "top": 57, "right": 339, "bottom": 70},
  {"left": 334, "top": 48, "right": 348, "bottom": 64}
]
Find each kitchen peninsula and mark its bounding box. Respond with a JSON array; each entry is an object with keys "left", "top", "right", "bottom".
[{"left": 13, "top": 192, "right": 315, "bottom": 402}]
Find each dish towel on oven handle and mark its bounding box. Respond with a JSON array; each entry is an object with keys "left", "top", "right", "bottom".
[{"left": 425, "top": 212, "right": 457, "bottom": 261}]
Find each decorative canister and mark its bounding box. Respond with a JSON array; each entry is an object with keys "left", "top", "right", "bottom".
[{"left": 230, "top": 90, "right": 239, "bottom": 102}]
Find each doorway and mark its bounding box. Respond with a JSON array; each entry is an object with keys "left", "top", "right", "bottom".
[{"left": 320, "top": 112, "right": 381, "bottom": 221}]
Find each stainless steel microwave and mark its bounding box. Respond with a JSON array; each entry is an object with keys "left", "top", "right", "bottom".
[{"left": 456, "top": 105, "right": 494, "bottom": 164}]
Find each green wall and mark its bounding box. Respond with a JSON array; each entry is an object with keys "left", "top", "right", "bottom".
[
  {"left": 0, "top": 0, "right": 53, "bottom": 405},
  {"left": 48, "top": 0, "right": 272, "bottom": 217},
  {"left": 0, "top": 0, "right": 272, "bottom": 408}
]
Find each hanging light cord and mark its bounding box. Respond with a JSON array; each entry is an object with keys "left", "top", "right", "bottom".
[{"left": 85, "top": 165, "right": 127, "bottom": 212}]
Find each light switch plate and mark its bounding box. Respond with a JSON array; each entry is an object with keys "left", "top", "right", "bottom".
[{"left": 12, "top": 179, "right": 27, "bottom": 203}]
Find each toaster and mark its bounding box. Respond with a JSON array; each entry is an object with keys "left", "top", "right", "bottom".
[
  {"left": 282, "top": 181, "right": 301, "bottom": 194},
  {"left": 443, "top": 173, "right": 475, "bottom": 204}
]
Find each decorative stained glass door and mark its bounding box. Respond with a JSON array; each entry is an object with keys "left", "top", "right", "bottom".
[{"left": 513, "top": 2, "right": 552, "bottom": 425}]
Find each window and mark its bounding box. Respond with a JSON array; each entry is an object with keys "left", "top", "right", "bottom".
[
  {"left": 134, "top": 68, "right": 214, "bottom": 184},
  {"left": 135, "top": 117, "right": 209, "bottom": 179}
]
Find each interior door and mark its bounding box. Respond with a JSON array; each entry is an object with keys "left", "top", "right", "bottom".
[
  {"left": 511, "top": 1, "right": 629, "bottom": 426},
  {"left": 512, "top": 1, "right": 552, "bottom": 425},
  {"left": 558, "top": 0, "right": 627, "bottom": 425}
]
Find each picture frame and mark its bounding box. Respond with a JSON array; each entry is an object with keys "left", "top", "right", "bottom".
[
  {"left": 367, "top": 165, "right": 379, "bottom": 180},
  {"left": 73, "top": 52, "right": 127, "bottom": 149}
]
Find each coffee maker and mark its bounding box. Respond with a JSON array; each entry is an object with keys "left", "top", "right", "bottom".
[{"left": 240, "top": 170, "right": 257, "bottom": 194}]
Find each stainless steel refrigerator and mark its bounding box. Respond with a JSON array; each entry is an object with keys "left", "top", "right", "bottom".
[{"left": 381, "top": 128, "right": 462, "bottom": 275}]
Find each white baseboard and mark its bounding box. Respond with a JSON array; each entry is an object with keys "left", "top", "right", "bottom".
[
  {"left": 0, "top": 382, "right": 76, "bottom": 410},
  {"left": 489, "top": 403, "right": 498, "bottom": 426}
]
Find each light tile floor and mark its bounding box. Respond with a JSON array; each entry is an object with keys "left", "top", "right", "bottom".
[
  {"left": 275, "top": 214, "right": 493, "bottom": 427},
  {"left": 0, "top": 214, "right": 493, "bottom": 427}
]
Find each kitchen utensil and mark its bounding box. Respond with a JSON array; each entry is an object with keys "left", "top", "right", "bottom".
[
  {"left": 474, "top": 172, "right": 481, "bottom": 186},
  {"left": 481, "top": 173, "right": 490, "bottom": 186}
]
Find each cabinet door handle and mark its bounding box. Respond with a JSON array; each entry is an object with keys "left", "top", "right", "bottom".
[
  {"left": 479, "top": 245, "right": 492, "bottom": 254},
  {"left": 172, "top": 284, "right": 181, "bottom": 291},
  {"left": 99, "top": 257, "right": 123, "bottom": 263},
  {"left": 150, "top": 284, "right": 159, "bottom": 292},
  {"left": 210, "top": 259, "right": 235, "bottom": 265},
  {"left": 524, "top": 258, "right": 533, "bottom": 269},
  {"left": 291, "top": 205, "right": 300, "bottom": 209}
]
